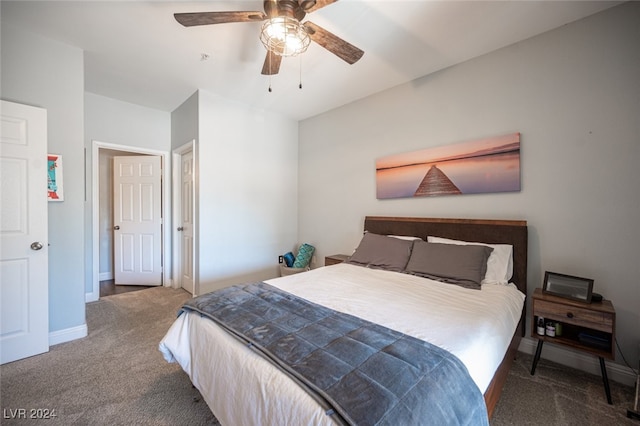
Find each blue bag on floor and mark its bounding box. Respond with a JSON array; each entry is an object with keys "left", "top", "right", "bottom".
[{"left": 283, "top": 251, "right": 295, "bottom": 267}]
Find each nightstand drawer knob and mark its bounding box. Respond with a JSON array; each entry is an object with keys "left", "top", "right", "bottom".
[{"left": 567, "top": 312, "right": 574, "bottom": 319}]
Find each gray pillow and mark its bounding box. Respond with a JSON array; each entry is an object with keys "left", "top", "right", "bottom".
[
  {"left": 347, "top": 232, "right": 414, "bottom": 272},
  {"left": 405, "top": 241, "right": 494, "bottom": 289}
]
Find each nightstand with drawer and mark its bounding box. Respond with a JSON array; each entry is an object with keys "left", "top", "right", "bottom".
[
  {"left": 530, "top": 288, "right": 616, "bottom": 403},
  {"left": 325, "top": 254, "right": 349, "bottom": 266}
]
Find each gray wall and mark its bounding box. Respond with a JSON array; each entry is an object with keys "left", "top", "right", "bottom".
[
  {"left": 170, "top": 93, "right": 200, "bottom": 291},
  {"left": 171, "top": 91, "right": 199, "bottom": 151},
  {"left": 195, "top": 90, "right": 299, "bottom": 294},
  {"left": 1, "top": 24, "right": 86, "bottom": 334},
  {"left": 84, "top": 92, "right": 171, "bottom": 151},
  {"left": 298, "top": 3, "right": 640, "bottom": 377}
]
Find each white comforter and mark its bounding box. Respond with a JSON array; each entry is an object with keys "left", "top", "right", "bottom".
[{"left": 160, "top": 263, "right": 524, "bottom": 425}]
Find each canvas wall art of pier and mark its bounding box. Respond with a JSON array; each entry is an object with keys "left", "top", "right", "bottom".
[{"left": 376, "top": 133, "right": 521, "bottom": 199}]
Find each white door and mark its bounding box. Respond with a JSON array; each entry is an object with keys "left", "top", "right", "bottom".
[
  {"left": 179, "top": 150, "right": 194, "bottom": 294},
  {"left": 0, "top": 100, "right": 49, "bottom": 364},
  {"left": 113, "top": 155, "right": 162, "bottom": 285}
]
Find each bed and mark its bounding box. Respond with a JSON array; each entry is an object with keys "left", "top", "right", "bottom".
[{"left": 160, "top": 216, "right": 528, "bottom": 424}]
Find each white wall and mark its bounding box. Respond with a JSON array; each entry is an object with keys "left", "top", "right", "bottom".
[
  {"left": 299, "top": 3, "right": 640, "bottom": 377},
  {"left": 84, "top": 92, "right": 171, "bottom": 293},
  {"left": 196, "top": 90, "right": 299, "bottom": 294},
  {"left": 1, "top": 23, "right": 86, "bottom": 336}
]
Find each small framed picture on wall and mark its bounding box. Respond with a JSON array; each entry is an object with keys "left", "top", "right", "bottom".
[{"left": 47, "top": 154, "right": 64, "bottom": 201}]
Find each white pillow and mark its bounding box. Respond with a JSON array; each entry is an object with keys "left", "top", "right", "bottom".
[
  {"left": 426, "top": 236, "right": 513, "bottom": 284},
  {"left": 389, "top": 235, "right": 421, "bottom": 241},
  {"left": 352, "top": 233, "right": 419, "bottom": 253}
]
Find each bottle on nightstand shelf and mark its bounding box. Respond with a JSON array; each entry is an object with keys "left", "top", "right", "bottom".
[
  {"left": 536, "top": 317, "right": 545, "bottom": 335},
  {"left": 545, "top": 321, "right": 556, "bottom": 337}
]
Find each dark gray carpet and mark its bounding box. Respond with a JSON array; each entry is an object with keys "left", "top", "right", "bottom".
[
  {"left": 1, "top": 286, "right": 636, "bottom": 425},
  {"left": 1, "top": 287, "right": 218, "bottom": 425},
  {"left": 492, "top": 352, "right": 637, "bottom": 425}
]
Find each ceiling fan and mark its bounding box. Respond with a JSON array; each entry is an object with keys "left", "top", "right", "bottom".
[{"left": 174, "top": 0, "right": 364, "bottom": 76}]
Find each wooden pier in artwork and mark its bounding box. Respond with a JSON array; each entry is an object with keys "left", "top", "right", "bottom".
[{"left": 414, "top": 165, "right": 461, "bottom": 196}]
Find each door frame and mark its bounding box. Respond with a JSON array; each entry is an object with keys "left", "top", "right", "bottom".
[
  {"left": 88, "top": 140, "right": 172, "bottom": 302},
  {"left": 172, "top": 140, "right": 198, "bottom": 295}
]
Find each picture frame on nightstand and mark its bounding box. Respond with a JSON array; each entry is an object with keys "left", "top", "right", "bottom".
[{"left": 542, "top": 271, "right": 594, "bottom": 303}]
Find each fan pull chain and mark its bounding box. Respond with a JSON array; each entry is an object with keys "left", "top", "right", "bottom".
[
  {"left": 268, "top": 51, "right": 273, "bottom": 93},
  {"left": 299, "top": 55, "right": 303, "bottom": 89}
]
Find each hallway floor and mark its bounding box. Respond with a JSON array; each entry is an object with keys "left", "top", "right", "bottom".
[{"left": 99, "top": 280, "right": 154, "bottom": 298}]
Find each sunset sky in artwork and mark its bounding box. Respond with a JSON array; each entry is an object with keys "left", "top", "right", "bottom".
[{"left": 376, "top": 133, "right": 520, "bottom": 170}]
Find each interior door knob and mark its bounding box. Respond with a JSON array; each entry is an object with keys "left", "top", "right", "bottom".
[
  {"left": 114, "top": 226, "right": 120, "bottom": 230},
  {"left": 30, "top": 242, "right": 44, "bottom": 250},
  {"left": 177, "top": 227, "right": 184, "bottom": 231}
]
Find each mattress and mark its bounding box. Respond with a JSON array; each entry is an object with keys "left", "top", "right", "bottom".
[{"left": 160, "top": 263, "right": 525, "bottom": 425}]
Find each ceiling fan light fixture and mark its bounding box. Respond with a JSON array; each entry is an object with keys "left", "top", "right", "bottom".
[{"left": 260, "top": 16, "right": 310, "bottom": 57}]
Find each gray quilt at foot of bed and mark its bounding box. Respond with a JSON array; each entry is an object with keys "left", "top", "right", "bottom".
[{"left": 181, "top": 282, "right": 489, "bottom": 426}]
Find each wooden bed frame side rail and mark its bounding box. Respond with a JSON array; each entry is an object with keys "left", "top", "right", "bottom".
[{"left": 484, "top": 322, "right": 523, "bottom": 418}]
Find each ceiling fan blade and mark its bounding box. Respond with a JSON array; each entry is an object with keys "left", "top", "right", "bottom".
[
  {"left": 301, "top": 0, "right": 339, "bottom": 13},
  {"left": 174, "top": 11, "right": 266, "bottom": 27},
  {"left": 303, "top": 21, "right": 364, "bottom": 65},
  {"left": 261, "top": 50, "right": 282, "bottom": 75}
]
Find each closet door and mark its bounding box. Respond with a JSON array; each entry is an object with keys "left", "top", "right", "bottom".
[{"left": 113, "top": 155, "right": 162, "bottom": 285}]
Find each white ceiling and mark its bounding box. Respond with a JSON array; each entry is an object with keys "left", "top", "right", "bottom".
[{"left": 2, "top": 1, "right": 621, "bottom": 120}]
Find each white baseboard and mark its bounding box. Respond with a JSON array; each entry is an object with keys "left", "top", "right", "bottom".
[
  {"left": 519, "top": 337, "right": 637, "bottom": 387},
  {"left": 49, "top": 324, "right": 88, "bottom": 346},
  {"left": 85, "top": 290, "right": 99, "bottom": 303},
  {"left": 99, "top": 272, "right": 113, "bottom": 281}
]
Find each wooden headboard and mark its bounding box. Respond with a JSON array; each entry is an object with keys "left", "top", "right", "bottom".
[{"left": 364, "top": 216, "right": 528, "bottom": 337}]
